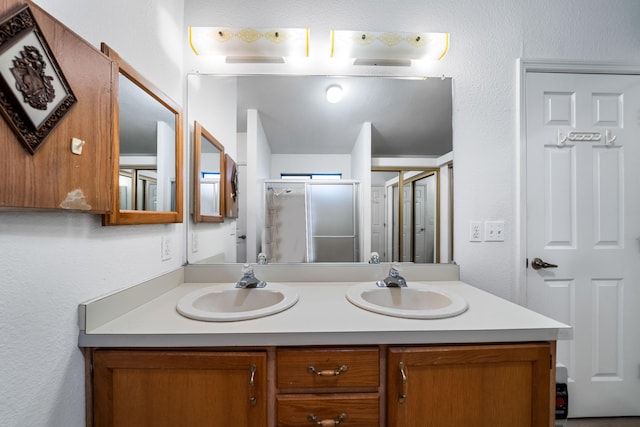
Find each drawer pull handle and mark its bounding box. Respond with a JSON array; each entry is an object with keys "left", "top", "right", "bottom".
[
  {"left": 307, "top": 412, "right": 347, "bottom": 425},
  {"left": 307, "top": 364, "right": 348, "bottom": 376}
]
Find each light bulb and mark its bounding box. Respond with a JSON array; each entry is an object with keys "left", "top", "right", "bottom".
[{"left": 326, "top": 85, "right": 343, "bottom": 103}]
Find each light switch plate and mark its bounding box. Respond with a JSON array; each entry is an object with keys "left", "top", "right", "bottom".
[{"left": 484, "top": 221, "right": 505, "bottom": 241}]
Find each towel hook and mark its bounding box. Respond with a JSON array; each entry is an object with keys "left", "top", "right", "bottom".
[{"left": 557, "top": 129, "right": 567, "bottom": 147}]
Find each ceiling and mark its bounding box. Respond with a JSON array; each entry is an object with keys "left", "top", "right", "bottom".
[
  {"left": 234, "top": 75, "right": 452, "bottom": 157},
  {"left": 119, "top": 74, "right": 176, "bottom": 156},
  {"left": 118, "top": 74, "right": 453, "bottom": 158}
]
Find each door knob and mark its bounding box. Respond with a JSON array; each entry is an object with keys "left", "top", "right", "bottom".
[
  {"left": 238, "top": 234, "right": 247, "bottom": 240},
  {"left": 531, "top": 257, "right": 558, "bottom": 270}
]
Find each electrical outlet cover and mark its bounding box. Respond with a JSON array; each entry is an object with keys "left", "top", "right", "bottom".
[
  {"left": 469, "top": 221, "right": 482, "bottom": 242},
  {"left": 161, "top": 236, "right": 172, "bottom": 260}
]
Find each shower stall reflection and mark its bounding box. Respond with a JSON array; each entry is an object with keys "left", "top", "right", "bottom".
[{"left": 263, "top": 181, "right": 360, "bottom": 263}]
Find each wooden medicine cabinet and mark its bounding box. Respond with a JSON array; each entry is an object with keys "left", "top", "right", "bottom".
[{"left": 100, "top": 43, "right": 183, "bottom": 225}]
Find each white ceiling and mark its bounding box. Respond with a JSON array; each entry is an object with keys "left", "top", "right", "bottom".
[
  {"left": 234, "top": 75, "right": 452, "bottom": 156},
  {"left": 119, "top": 74, "right": 453, "bottom": 158}
]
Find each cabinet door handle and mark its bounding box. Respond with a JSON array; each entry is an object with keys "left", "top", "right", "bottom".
[
  {"left": 249, "top": 364, "right": 256, "bottom": 386},
  {"left": 307, "top": 364, "right": 348, "bottom": 376},
  {"left": 307, "top": 412, "right": 347, "bottom": 425},
  {"left": 398, "top": 361, "right": 407, "bottom": 403},
  {"left": 248, "top": 364, "right": 257, "bottom": 406}
]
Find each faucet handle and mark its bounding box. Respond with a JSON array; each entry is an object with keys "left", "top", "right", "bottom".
[
  {"left": 237, "top": 264, "right": 266, "bottom": 288},
  {"left": 241, "top": 263, "right": 254, "bottom": 276},
  {"left": 257, "top": 253, "right": 268, "bottom": 265},
  {"left": 389, "top": 262, "right": 403, "bottom": 276}
]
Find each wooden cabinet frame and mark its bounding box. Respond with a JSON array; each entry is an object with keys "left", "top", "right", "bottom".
[{"left": 85, "top": 342, "right": 555, "bottom": 427}]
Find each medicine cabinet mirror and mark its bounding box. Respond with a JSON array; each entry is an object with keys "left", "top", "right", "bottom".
[
  {"left": 193, "top": 121, "right": 225, "bottom": 223},
  {"left": 101, "top": 43, "right": 183, "bottom": 225}
]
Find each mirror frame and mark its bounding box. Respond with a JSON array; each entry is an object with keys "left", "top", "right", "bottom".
[
  {"left": 101, "top": 43, "right": 184, "bottom": 225},
  {"left": 193, "top": 120, "right": 225, "bottom": 223}
]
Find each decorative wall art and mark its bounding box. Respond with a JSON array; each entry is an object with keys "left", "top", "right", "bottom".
[{"left": 0, "top": 5, "right": 77, "bottom": 154}]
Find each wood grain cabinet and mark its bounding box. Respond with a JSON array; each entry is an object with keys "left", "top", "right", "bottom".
[
  {"left": 386, "top": 343, "right": 553, "bottom": 427},
  {"left": 276, "top": 347, "right": 380, "bottom": 426},
  {"left": 86, "top": 343, "right": 554, "bottom": 427},
  {"left": 91, "top": 350, "right": 267, "bottom": 427}
]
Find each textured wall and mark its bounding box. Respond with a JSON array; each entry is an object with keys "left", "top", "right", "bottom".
[
  {"left": 0, "top": 1, "right": 185, "bottom": 426},
  {"left": 2, "top": 1, "right": 640, "bottom": 426}
]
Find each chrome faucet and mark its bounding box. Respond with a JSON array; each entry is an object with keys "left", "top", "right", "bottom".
[
  {"left": 257, "top": 252, "right": 268, "bottom": 265},
  {"left": 368, "top": 252, "right": 380, "bottom": 264},
  {"left": 235, "top": 264, "right": 266, "bottom": 288},
  {"left": 376, "top": 262, "right": 407, "bottom": 287}
]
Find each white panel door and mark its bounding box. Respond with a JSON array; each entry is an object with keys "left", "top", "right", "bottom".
[
  {"left": 371, "top": 186, "right": 386, "bottom": 261},
  {"left": 414, "top": 184, "right": 427, "bottom": 263},
  {"left": 402, "top": 184, "right": 412, "bottom": 262},
  {"left": 525, "top": 72, "right": 640, "bottom": 417}
]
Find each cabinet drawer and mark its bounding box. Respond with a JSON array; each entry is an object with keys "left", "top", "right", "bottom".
[
  {"left": 277, "top": 348, "right": 379, "bottom": 390},
  {"left": 277, "top": 394, "right": 379, "bottom": 427}
]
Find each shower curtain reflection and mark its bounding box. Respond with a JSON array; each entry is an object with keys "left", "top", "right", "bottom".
[{"left": 263, "top": 181, "right": 360, "bottom": 263}]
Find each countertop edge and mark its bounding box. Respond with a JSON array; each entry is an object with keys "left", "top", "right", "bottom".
[{"left": 78, "top": 328, "right": 563, "bottom": 348}]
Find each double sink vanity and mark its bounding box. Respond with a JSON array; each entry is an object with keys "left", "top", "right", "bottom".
[{"left": 79, "top": 263, "right": 570, "bottom": 427}]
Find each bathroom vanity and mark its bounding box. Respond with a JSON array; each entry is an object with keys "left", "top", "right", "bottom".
[{"left": 79, "top": 264, "right": 570, "bottom": 427}]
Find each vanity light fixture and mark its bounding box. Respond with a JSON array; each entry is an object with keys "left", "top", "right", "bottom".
[
  {"left": 189, "top": 27, "right": 309, "bottom": 63},
  {"left": 330, "top": 30, "right": 449, "bottom": 66},
  {"left": 326, "top": 85, "right": 343, "bottom": 103}
]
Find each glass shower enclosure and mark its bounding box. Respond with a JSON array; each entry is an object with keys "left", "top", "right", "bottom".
[{"left": 263, "top": 180, "right": 360, "bottom": 263}]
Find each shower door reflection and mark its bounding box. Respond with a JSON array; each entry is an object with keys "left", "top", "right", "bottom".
[{"left": 263, "top": 181, "right": 360, "bottom": 263}]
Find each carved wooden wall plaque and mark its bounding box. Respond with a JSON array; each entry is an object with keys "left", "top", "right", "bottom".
[{"left": 0, "top": 5, "right": 76, "bottom": 154}]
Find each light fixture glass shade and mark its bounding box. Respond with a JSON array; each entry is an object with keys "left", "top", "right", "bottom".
[
  {"left": 330, "top": 30, "right": 449, "bottom": 63},
  {"left": 326, "top": 85, "right": 343, "bottom": 103},
  {"left": 190, "top": 27, "right": 309, "bottom": 62}
]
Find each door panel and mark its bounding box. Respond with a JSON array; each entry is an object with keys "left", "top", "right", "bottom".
[
  {"left": 413, "top": 184, "right": 426, "bottom": 263},
  {"left": 525, "top": 72, "right": 640, "bottom": 416},
  {"left": 371, "top": 186, "right": 386, "bottom": 261}
]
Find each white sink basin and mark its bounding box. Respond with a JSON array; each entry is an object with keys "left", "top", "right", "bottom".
[
  {"left": 345, "top": 283, "right": 468, "bottom": 319},
  {"left": 176, "top": 284, "right": 298, "bottom": 322}
]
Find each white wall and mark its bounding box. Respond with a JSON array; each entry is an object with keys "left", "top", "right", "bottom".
[
  {"left": 246, "top": 109, "right": 272, "bottom": 262},
  {"left": 351, "top": 122, "right": 372, "bottom": 262},
  {"left": 187, "top": 74, "right": 238, "bottom": 263},
  {"left": 3, "top": 1, "right": 640, "bottom": 426},
  {"left": 0, "top": 1, "right": 185, "bottom": 426}
]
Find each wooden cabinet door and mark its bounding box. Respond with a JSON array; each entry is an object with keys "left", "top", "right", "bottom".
[
  {"left": 92, "top": 350, "right": 267, "bottom": 427},
  {"left": 387, "top": 343, "right": 552, "bottom": 427}
]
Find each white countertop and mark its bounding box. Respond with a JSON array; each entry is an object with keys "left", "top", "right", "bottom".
[{"left": 78, "top": 273, "right": 571, "bottom": 347}]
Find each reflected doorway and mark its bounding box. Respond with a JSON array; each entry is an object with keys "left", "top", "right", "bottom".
[{"left": 371, "top": 169, "right": 439, "bottom": 263}]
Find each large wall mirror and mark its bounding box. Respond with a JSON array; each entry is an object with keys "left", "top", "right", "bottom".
[
  {"left": 101, "top": 43, "right": 183, "bottom": 225},
  {"left": 193, "top": 121, "right": 225, "bottom": 223},
  {"left": 186, "top": 74, "right": 452, "bottom": 263}
]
